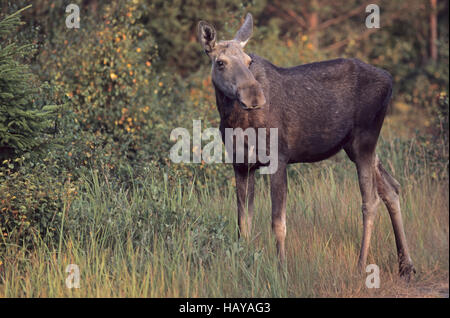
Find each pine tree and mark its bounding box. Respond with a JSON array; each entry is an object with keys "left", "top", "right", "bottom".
[{"left": 0, "top": 6, "right": 58, "bottom": 160}]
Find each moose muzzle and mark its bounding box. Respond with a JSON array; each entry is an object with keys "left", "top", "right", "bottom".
[{"left": 237, "top": 81, "right": 266, "bottom": 109}]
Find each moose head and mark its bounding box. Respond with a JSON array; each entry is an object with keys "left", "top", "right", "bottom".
[{"left": 198, "top": 13, "right": 266, "bottom": 109}]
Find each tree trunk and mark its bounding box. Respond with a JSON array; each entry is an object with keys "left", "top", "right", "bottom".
[{"left": 429, "top": 0, "right": 438, "bottom": 60}]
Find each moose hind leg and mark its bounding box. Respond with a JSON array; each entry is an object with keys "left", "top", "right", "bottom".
[
  {"left": 375, "top": 157, "right": 415, "bottom": 280},
  {"left": 270, "top": 165, "right": 287, "bottom": 263},
  {"left": 355, "top": 154, "right": 381, "bottom": 271}
]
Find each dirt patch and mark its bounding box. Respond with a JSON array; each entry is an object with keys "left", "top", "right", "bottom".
[{"left": 382, "top": 279, "right": 449, "bottom": 298}]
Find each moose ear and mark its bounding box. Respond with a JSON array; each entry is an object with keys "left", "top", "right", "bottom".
[
  {"left": 234, "top": 13, "right": 253, "bottom": 47},
  {"left": 198, "top": 21, "right": 216, "bottom": 54}
]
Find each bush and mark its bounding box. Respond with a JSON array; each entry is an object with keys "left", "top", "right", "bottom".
[
  {"left": 0, "top": 6, "right": 59, "bottom": 161},
  {"left": 38, "top": 2, "right": 157, "bottom": 167},
  {"left": 0, "top": 156, "right": 73, "bottom": 250}
]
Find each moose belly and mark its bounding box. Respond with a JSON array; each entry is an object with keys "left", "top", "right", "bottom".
[{"left": 286, "top": 124, "right": 353, "bottom": 163}]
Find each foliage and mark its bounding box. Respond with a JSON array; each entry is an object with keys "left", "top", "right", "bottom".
[
  {"left": 0, "top": 6, "right": 59, "bottom": 160},
  {"left": 38, "top": 2, "right": 157, "bottom": 168},
  {"left": 0, "top": 155, "right": 72, "bottom": 250}
]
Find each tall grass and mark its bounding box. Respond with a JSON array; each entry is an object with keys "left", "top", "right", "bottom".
[{"left": 0, "top": 137, "right": 448, "bottom": 297}]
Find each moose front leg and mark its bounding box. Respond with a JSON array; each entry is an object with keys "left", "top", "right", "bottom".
[
  {"left": 270, "top": 164, "right": 287, "bottom": 263},
  {"left": 234, "top": 166, "right": 256, "bottom": 240}
]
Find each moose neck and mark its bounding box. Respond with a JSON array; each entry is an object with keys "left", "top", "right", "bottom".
[{"left": 213, "top": 82, "right": 240, "bottom": 121}]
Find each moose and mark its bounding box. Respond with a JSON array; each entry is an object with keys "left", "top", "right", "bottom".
[{"left": 197, "top": 13, "right": 415, "bottom": 279}]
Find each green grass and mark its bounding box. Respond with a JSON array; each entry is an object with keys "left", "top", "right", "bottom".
[{"left": 0, "top": 137, "right": 448, "bottom": 297}]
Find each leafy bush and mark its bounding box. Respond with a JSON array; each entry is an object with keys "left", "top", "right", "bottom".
[
  {"left": 0, "top": 156, "right": 73, "bottom": 250},
  {"left": 38, "top": 2, "right": 157, "bottom": 167}
]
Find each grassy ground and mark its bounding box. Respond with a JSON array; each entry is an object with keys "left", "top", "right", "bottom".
[{"left": 0, "top": 132, "right": 448, "bottom": 297}]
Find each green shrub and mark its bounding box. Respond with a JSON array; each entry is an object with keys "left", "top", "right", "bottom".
[
  {"left": 0, "top": 7, "right": 69, "bottom": 250},
  {"left": 0, "top": 156, "right": 72, "bottom": 250},
  {"left": 0, "top": 6, "right": 59, "bottom": 161}
]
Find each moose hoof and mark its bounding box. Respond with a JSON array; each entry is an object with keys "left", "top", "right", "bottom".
[{"left": 399, "top": 263, "right": 416, "bottom": 282}]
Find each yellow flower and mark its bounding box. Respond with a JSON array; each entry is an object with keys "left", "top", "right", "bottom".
[
  {"left": 158, "top": 82, "right": 163, "bottom": 87},
  {"left": 110, "top": 72, "right": 118, "bottom": 80},
  {"left": 301, "top": 35, "right": 308, "bottom": 42},
  {"left": 136, "top": 47, "right": 141, "bottom": 53}
]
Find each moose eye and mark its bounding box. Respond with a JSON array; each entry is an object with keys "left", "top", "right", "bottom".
[
  {"left": 216, "top": 60, "right": 224, "bottom": 69},
  {"left": 249, "top": 59, "right": 253, "bottom": 67}
]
